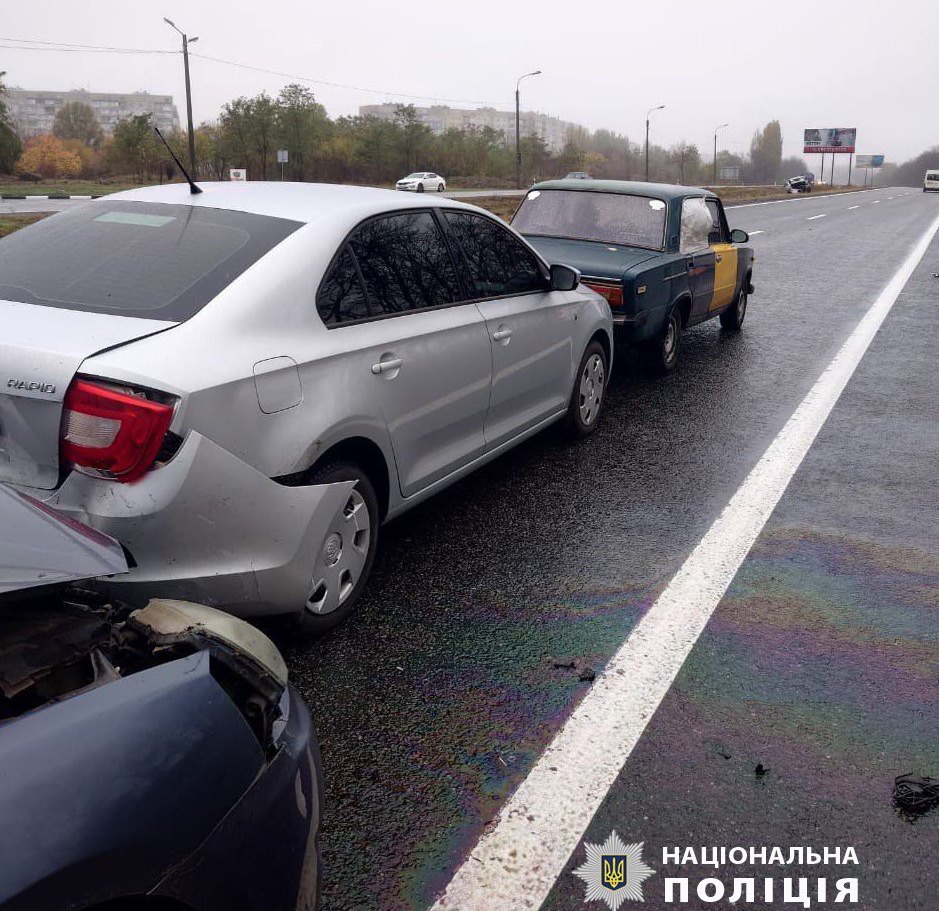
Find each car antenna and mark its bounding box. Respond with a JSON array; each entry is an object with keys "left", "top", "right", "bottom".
[{"left": 151, "top": 123, "right": 202, "bottom": 195}]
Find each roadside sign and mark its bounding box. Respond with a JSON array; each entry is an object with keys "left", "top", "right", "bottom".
[
  {"left": 803, "top": 128, "right": 857, "bottom": 154},
  {"left": 277, "top": 149, "right": 289, "bottom": 163},
  {"left": 855, "top": 154, "right": 885, "bottom": 169},
  {"left": 718, "top": 165, "right": 740, "bottom": 181},
  {"left": 229, "top": 168, "right": 247, "bottom": 181}
]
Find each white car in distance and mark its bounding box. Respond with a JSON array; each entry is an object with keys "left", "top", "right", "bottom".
[{"left": 396, "top": 172, "right": 446, "bottom": 193}]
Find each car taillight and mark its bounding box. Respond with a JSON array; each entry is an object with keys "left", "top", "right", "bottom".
[
  {"left": 61, "top": 379, "right": 175, "bottom": 484},
  {"left": 584, "top": 281, "right": 624, "bottom": 308}
]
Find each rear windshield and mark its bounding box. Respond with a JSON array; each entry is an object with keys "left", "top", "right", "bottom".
[
  {"left": 0, "top": 201, "right": 301, "bottom": 321},
  {"left": 927, "top": 172, "right": 939, "bottom": 181},
  {"left": 512, "top": 189, "right": 667, "bottom": 250}
]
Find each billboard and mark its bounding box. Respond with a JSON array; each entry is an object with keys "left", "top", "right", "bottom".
[
  {"left": 803, "top": 128, "right": 857, "bottom": 154},
  {"left": 855, "top": 154, "right": 885, "bottom": 169},
  {"left": 719, "top": 165, "right": 740, "bottom": 180}
]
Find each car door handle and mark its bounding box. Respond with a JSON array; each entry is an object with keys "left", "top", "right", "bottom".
[
  {"left": 492, "top": 328, "right": 513, "bottom": 342},
  {"left": 715, "top": 254, "right": 724, "bottom": 263},
  {"left": 371, "top": 357, "right": 403, "bottom": 375}
]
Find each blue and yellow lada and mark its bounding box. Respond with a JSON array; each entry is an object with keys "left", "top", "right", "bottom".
[{"left": 511, "top": 179, "right": 754, "bottom": 372}]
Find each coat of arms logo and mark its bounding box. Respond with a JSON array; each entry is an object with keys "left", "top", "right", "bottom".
[{"left": 573, "top": 831, "right": 655, "bottom": 909}]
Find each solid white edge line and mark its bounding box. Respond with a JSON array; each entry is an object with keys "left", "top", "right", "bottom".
[
  {"left": 430, "top": 211, "right": 939, "bottom": 911},
  {"left": 806, "top": 214, "right": 827, "bottom": 220}
]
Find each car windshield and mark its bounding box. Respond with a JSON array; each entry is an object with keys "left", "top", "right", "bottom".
[
  {"left": 512, "top": 189, "right": 667, "bottom": 250},
  {"left": 0, "top": 201, "right": 301, "bottom": 321},
  {"left": 405, "top": 173, "right": 424, "bottom": 179}
]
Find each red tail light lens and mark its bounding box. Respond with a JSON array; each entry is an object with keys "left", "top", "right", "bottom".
[
  {"left": 584, "top": 281, "right": 624, "bottom": 308},
  {"left": 61, "top": 380, "right": 175, "bottom": 484}
]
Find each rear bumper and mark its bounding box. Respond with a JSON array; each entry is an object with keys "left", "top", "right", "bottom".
[
  {"left": 17, "top": 432, "right": 354, "bottom": 617},
  {"left": 154, "top": 684, "right": 323, "bottom": 911}
]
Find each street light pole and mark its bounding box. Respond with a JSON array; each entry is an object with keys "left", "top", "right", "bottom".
[
  {"left": 645, "top": 104, "right": 664, "bottom": 182},
  {"left": 515, "top": 70, "right": 541, "bottom": 190},
  {"left": 164, "top": 18, "right": 198, "bottom": 174},
  {"left": 713, "top": 123, "right": 729, "bottom": 184}
]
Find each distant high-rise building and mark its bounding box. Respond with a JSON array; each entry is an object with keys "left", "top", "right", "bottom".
[
  {"left": 6, "top": 88, "right": 180, "bottom": 137},
  {"left": 358, "top": 103, "right": 580, "bottom": 153}
]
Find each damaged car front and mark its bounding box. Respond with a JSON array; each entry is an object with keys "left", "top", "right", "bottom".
[{"left": 0, "top": 485, "right": 322, "bottom": 911}]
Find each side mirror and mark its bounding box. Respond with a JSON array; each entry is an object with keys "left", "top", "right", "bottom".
[
  {"left": 730, "top": 228, "right": 749, "bottom": 244},
  {"left": 550, "top": 263, "right": 581, "bottom": 292}
]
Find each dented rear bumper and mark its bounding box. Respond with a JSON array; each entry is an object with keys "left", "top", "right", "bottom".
[{"left": 24, "top": 432, "right": 354, "bottom": 617}]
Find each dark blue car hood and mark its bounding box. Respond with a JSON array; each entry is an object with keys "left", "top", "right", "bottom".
[{"left": 521, "top": 234, "right": 659, "bottom": 281}]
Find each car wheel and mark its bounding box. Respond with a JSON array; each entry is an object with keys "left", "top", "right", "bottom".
[
  {"left": 646, "top": 305, "right": 682, "bottom": 374},
  {"left": 296, "top": 461, "right": 379, "bottom": 635},
  {"left": 437, "top": 182, "right": 445, "bottom": 192},
  {"left": 720, "top": 285, "right": 748, "bottom": 331},
  {"left": 565, "top": 340, "right": 607, "bottom": 438},
  {"left": 417, "top": 183, "right": 425, "bottom": 193}
]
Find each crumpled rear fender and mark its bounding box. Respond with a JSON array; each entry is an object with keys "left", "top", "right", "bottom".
[{"left": 45, "top": 432, "right": 354, "bottom": 617}]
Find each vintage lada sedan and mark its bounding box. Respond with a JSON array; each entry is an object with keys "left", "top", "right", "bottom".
[{"left": 512, "top": 179, "right": 754, "bottom": 372}]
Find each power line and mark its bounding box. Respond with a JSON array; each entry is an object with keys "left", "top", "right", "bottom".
[
  {"left": 0, "top": 35, "right": 509, "bottom": 106},
  {"left": 189, "top": 51, "right": 508, "bottom": 106},
  {"left": 0, "top": 36, "right": 175, "bottom": 54}
]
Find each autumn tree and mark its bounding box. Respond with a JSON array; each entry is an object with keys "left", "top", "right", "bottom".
[
  {"left": 16, "top": 134, "right": 82, "bottom": 178},
  {"left": 668, "top": 141, "right": 701, "bottom": 184},
  {"left": 749, "top": 120, "right": 783, "bottom": 184},
  {"left": 53, "top": 101, "right": 103, "bottom": 148},
  {"left": 276, "top": 84, "right": 329, "bottom": 181},
  {"left": 110, "top": 114, "right": 159, "bottom": 181},
  {"left": 0, "top": 71, "right": 21, "bottom": 173}
]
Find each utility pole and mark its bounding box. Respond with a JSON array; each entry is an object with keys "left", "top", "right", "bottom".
[
  {"left": 713, "top": 123, "right": 729, "bottom": 184},
  {"left": 164, "top": 18, "right": 198, "bottom": 174},
  {"left": 645, "top": 104, "right": 664, "bottom": 182},
  {"left": 515, "top": 70, "right": 541, "bottom": 190}
]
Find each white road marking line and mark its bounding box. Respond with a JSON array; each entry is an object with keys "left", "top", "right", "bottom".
[
  {"left": 806, "top": 214, "right": 827, "bottom": 220},
  {"left": 430, "top": 212, "right": 939, "bottom": 911},
  {"left": 848, "top": 205, "right": 861, "bottom": 210},
  {"left": 872, "top": 199, "right": 881, "bottom": 203},
  {"left": 748, "top": 230, "right": 765, "bottom": 235},
  {"left": 725, "top": 188, "right": 876, "bottom": 210},
  {"left": 887, "top": 197, "right": 895, "bottom": 200}
]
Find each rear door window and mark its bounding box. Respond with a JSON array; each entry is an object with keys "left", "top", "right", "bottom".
[
  {"left": 0, "top": 201, "right": 301, "bottom": 321},
  {"left": 444, "top": 211, "right": 544, "bottom": 298},
  {"left": 349, "top": 211, "right": 460, "bottom": 316},
  {"left": 317, "top": 247, "right": 370, "bottom": 325}
]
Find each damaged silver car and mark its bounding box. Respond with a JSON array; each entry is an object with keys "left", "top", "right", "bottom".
[{"left": 0, "top": 182, "right": 612, "bottom": 631}]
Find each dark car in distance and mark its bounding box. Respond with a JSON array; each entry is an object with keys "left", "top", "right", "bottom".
[
  {"left": 0, "top": 485, "right": 322, "bottom": 911},
  {"left": 512, "top": 179, "right": 754, "bottom": 372}
]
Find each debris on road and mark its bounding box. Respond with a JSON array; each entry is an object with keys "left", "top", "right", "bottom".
[{"left": 893, "top": 773, "right": 939, "bottom": 816}]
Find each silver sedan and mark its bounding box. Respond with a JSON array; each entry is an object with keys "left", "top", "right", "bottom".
[{"left": 0, "top": 183, "right": 612, "bottom": 632}]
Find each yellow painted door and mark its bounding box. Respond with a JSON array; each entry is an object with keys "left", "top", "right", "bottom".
[{"left": 709, "top": 243, "right": 738, "bottom": 311}]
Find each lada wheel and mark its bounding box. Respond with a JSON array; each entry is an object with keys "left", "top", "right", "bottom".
[
  {"left": 720, "top": 286, "right": 748, "bottom": 331},
  {"left": 296, "top": 461, "right": 379, "bottom": 635},
  {"left": 647, "top": 306, "right": 682, "bottom": 374}
]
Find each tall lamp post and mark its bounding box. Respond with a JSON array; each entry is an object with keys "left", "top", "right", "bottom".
[
  {"left": 713, "top": 123, "right": 729, "bottom": 184},
  {"left": 645, "top": 104, "right": 665, "bottom": 182},
  {"left": 515, "top": 70, "right": 541, "bottom": 189},
  {"left": 164, "top": 17, "right": 198, "bottom": 174}
]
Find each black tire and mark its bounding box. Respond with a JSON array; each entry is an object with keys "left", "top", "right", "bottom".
[
  {"left": 416, "top": 183, "right": 425, "bottom": 193},
  {"left": 295, "top": 461, "right": 379, "bottom": 636},
  {"left": 437, "top": 183, "right": 445, "bottom": 192},
  {"left": 644, "top": 305, "right": 682, "bottom": 374},
  {"left": 565, "top": 340, "right": 607, "bottom": 438},
  {"left": 720, "top": 284, "right": 748, "bottom": 331}
]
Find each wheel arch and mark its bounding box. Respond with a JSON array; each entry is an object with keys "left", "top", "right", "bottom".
[
  {"left": 307, "top": 436, "right": 392, "bottom": 521},
  {"left": 589, "top": 328, "right": 612, "bottom": 377},
  {"left": 672, "top": 293, "right": 693, "bottom": 328}
]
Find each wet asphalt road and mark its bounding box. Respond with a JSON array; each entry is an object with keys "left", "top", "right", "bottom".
[{"left": 273, "top": 187, "right": 938, "bottom": 910}]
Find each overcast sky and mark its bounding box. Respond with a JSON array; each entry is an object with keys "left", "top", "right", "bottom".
[{"left": 2, "top": 0, "right": 934, "bottom": 174}]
